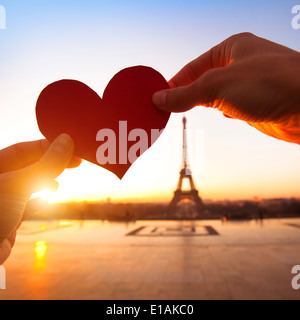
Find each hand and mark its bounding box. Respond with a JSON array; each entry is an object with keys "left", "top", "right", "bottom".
[
  {"left": 0, "top": 134, "right": 81, "bottom": 264},
  {"left": 153, "top": 32, "right": 300, "bottom": 144}
]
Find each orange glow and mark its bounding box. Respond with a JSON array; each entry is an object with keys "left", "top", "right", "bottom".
[
  {"left": 58, "top": 221, "right": 73, "bottom": 227},
  {"left": 34, "top": 241, "right": 48, "bottom": 272},
  {"left": 23, "top": 112, "right": 300, "bottom": 204}
]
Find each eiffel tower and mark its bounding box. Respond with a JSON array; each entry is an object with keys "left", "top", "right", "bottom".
[{"left": 168, "top": 116, "right": 203, "bottom": 216}]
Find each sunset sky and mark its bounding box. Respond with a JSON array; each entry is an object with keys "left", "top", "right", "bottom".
[{"left": 0, "top": 0, "right": 299, "bottom": 203}]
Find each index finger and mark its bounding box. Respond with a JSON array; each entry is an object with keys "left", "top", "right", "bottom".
[
  {"left": 0, "top": 140, "right": 50, "bottom": 174},
  {"left": 169, "top": 50, "right": 214, "bottom": 88},
  {"left": 0, "top": 139, "right": 82, "bottom": 174},
  {"left": 169, "top": 33, "right": 257, "bottom": 88}
]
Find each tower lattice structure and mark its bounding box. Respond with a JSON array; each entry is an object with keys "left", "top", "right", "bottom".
[{"left": 168, "top": 116, "right": 203, "bottom": 215}]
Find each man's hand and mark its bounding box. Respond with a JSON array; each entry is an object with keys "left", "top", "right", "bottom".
[
  {"left": 0, "top": 134, "right": 81, "bottom": 264},
  {"left": 153, "top": 32, "right": 300, "bottom": 144}
]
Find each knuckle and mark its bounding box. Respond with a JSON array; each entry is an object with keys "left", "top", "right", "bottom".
[
  {"left": 200, "top": 68, "right": 223, "bottom": 85},
  {"left": 230, "top": 32, "right": 256, "bottom": 41},
  {"left": 165, "top": 88, "right": 190, "bottom": 112}
]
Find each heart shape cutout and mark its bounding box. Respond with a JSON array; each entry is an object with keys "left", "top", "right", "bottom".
[{"left": 36, "top": 66, "right": 170, "bottom": 179}]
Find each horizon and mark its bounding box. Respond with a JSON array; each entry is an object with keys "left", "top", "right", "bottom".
[{"left": 31, "top": 193, "right": 300, "bottom": 205}]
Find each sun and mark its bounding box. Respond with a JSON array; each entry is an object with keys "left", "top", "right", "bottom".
[{"left": 30, "top": 190, "right": 59, "bottom": 203}]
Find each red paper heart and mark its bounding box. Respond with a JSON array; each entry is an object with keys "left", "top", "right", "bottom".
[{"left": 36, "top": 66, "right": 170, "bottom": 179}]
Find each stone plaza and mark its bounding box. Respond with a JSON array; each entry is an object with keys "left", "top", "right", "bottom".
[{"left": 1, "top": 218, "right": 300, "bottom": 300}]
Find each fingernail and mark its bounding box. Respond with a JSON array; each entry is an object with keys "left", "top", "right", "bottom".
[
  {"left": 53, "top": 134, "right": 73, "bottom": 154},
  {"left": 153, "top": 91, "right": 168, "bottom": 109}
]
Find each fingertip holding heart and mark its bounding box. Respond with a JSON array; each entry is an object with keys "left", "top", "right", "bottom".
[{"left": 36, "top": 66, "right": 171, "bottom": 180}]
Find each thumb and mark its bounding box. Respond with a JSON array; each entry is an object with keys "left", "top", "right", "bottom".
[
  {"left": 152, "top": 68, "right": 226, "bottom": 113},
  {"left": 23, "top": 134, "right": 75, "bottom": 193},
  {"left": 153, "top": 85, "right": 197, "bottom": 113}
]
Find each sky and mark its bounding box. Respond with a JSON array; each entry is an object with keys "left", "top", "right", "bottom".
[{"left": 0, "top": 0, "right": 299, "bottom": 203}]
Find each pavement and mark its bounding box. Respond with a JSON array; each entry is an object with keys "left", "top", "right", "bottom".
[{"left": 1, "top": 218, "right": 300, "bottom": 300}]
